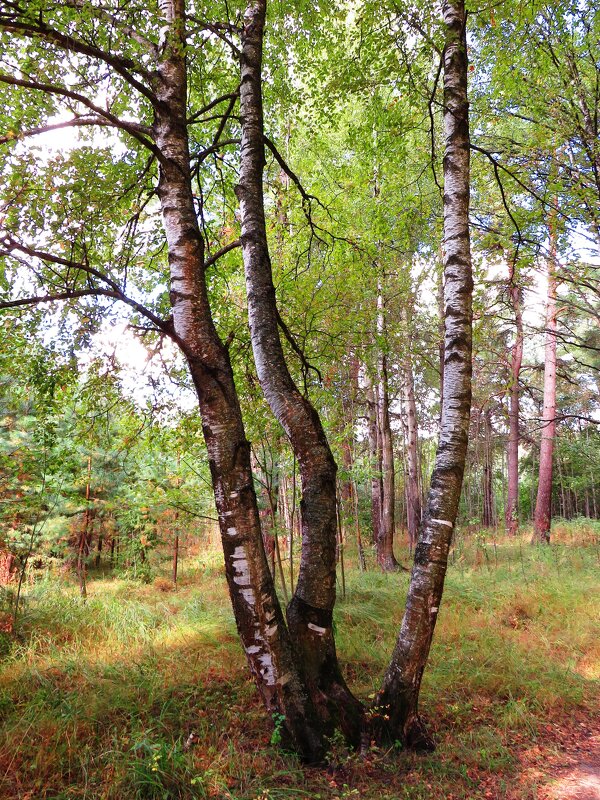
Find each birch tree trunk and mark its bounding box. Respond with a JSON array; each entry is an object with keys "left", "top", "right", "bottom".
[
  {"left": 533, "top": 207, "right": 558, "bottom": 543},
  {"left": 505, "top": 258, "right": 524, "bottom": 535},
  {"left": 374, "top": 0, "right": 473, "bottom": 748},
  {"left": 152, "top": 0, "right": 323, "bottom": 761},
  {"left": 235, "top": 0, "right": 363, "bottom": 741},
  {"left": 377, "top": 367, "right": 399, "bottom": 571}
]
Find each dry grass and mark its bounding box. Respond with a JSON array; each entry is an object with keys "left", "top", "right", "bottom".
[{"left": 0, "top": 521, "right": 598, "bottom": 799}]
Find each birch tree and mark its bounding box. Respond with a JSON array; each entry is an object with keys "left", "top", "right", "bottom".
[
  {"left": 0, "top": 0, "right": 325, "bottom": 760},
  {"left": 374, "top": 0, "right": 473, "bottom": 747}
]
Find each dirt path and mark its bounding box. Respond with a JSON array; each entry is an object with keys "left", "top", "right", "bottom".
[{"left": 516, "top": 716, "right": 600, "bottom": 799}]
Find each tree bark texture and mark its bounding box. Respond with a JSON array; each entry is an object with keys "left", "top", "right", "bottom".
[
  {"left": 401, "top": 313, "right": 422, "bottom": 551},
  {"left": 235, "top": 0, "right": 362, "bottom": 742},
  {"left": 377, "top": 355, "right": 399, "bottom": 571},
  {"left": 366, "top": 375, "right": 383, "bottom": 548},
  {"left": 152, "top": 0, "right": 324, "bottom": 761},
  {"left": 505, "top": 258, "right": 523, "bottom": 535},
  {"left": 533, "top": 208, "right": 558, "bottom": 543},
  {"left": 375, "top": 0, "right": 473, "bottom": 749},
  {"left": 482, "top": 408, "right": 496, "bottom": 528},
  {"left": 376, "top": 290, "right": 399, "bottom": 571}
]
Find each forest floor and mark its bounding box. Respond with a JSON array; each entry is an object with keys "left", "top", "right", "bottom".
[{"left": 0, "top": 521, "right": 598, "bottom": 800}]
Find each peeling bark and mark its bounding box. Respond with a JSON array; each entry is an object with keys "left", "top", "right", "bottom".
[
  {"left": 235, "top": 0, "right": 362, "bottom": 742},
  {"left": 374, "top": 0, "right": 473, "bottom": 749},
  {"left": 152, "top": 0, "right": 323, "bottom": 761},
  {"left": 505, "top": 258, "right": 523, "bottom": 536}
]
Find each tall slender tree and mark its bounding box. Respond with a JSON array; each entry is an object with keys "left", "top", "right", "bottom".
[
  {"left": 533, "top": 205, "right": 559, "bottom": 543},
  {"left": 0, "top": 0, "right": 326, "bottom": 760},
  {"left": 235, "top": 0, "right": 363, "bottom": 740},
  {"left": 506, "top": 256, "right": 524, "bottom": 535},
  {"left": 375, "top": 0, "right": 473, "bottom": 747}
]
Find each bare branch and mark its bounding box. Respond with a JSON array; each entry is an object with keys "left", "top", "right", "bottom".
[
  {"left": 275, "top": 307, "right": 323, "bottom": 385},
  {"left": 186, "top": 17, "right": 241, "bottom": 56},
  {"left": 0, "top": 238, "right": 170, "bottom": 334},
  {"left": 0, "top": 115, "right": 152, "bottom": 145},
  {"left": 1, "top": 19, "right": 157, "bottom": 103},
  {"left": 192, "top": 137, "right": 240, "bottom": 164},
  {"left": 188, "top": 90, "right": 240, "bottom": 125},
  {"left": 204, "top": 239, "right": 241, "bottom": 269},
  {"left": 263, "top": 134, "right": 328, "bottom": 214},
  {"left": 0, "top": 74, "right": 163, "bottom": 161}
]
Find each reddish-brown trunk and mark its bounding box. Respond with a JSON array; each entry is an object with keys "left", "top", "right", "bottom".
[
  {"left": 376, "top": 287, "right": 398, "bottom": 571},
  {"left": 366, "top": 375, "right": 383, "bottom": 547},
  {"left": 172, "top": 530, "right": 179, "bottom": 587},
  {"left": 377, "top": 355, "right": 399, "bottom": 571},
  {"left": 482, "top": 408, "right": 496, "bottom": 528}
]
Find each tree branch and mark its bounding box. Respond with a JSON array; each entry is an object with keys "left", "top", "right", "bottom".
[
  {"left": 204, "top": 239, "right": 241, "bottom": 270},
  {"left": 275, "top": 307, "right": 323, "bottom": 384},
  {"left": 1, "top": 19, "right": 157, "bottom": 104},
  {"left": 188, "top": 90, "right": 240, "bottom": 125},
  {"left": 0, "top": 115, "right": 152, "bottom": 145},
  {"left": 186, "top": 17, "right": 241, "bottom": 57},
  {"left": 0, "top": 238, "right": 171, "bottom": 335},
  {"left": 0, "top": 74, "right": 163, "bottom": 162},
  {"left": 263, "top": 134, "right": 328, "bottom": 214},
  {"left": 192, "top": 138, "right": 240, "bottom": 164}
]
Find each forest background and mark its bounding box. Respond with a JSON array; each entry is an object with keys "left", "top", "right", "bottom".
[{"left": 0, "top": 0, "right": 599, "bottom": 798}]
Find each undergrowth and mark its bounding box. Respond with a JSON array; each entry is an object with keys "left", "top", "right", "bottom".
[{"left": 0, "top": 521, "right": 598, "bottom": 799}]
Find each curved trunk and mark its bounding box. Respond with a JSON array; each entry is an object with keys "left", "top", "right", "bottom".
[
  {"left": 375, "top": 0, "right": 473, "bottom": 749},
  {"left": 401, "top": 315, "right": 422, "bottom": 551},
  {"left": 235, "top": 0, "right": 363, "bottom": 741},
  {"left": 152, "top": 0, "right": 323, "bottom": 761}
]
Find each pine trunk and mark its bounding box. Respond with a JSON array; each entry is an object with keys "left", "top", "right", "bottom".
[{"left": 482, "top": 408, "right": 495, "bottom": 528}]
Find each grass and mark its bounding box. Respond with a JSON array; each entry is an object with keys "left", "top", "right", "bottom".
[{"left": 0, "top": 521, "right": 598, "bottom": 799}]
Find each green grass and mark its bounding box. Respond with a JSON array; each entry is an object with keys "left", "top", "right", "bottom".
[{"left": 0, "top": 521, "right": 598, "bottom": 799}]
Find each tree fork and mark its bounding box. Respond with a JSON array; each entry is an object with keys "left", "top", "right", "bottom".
[{"left": 152, "top": 0, "right": 325, "bottom": 761}]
